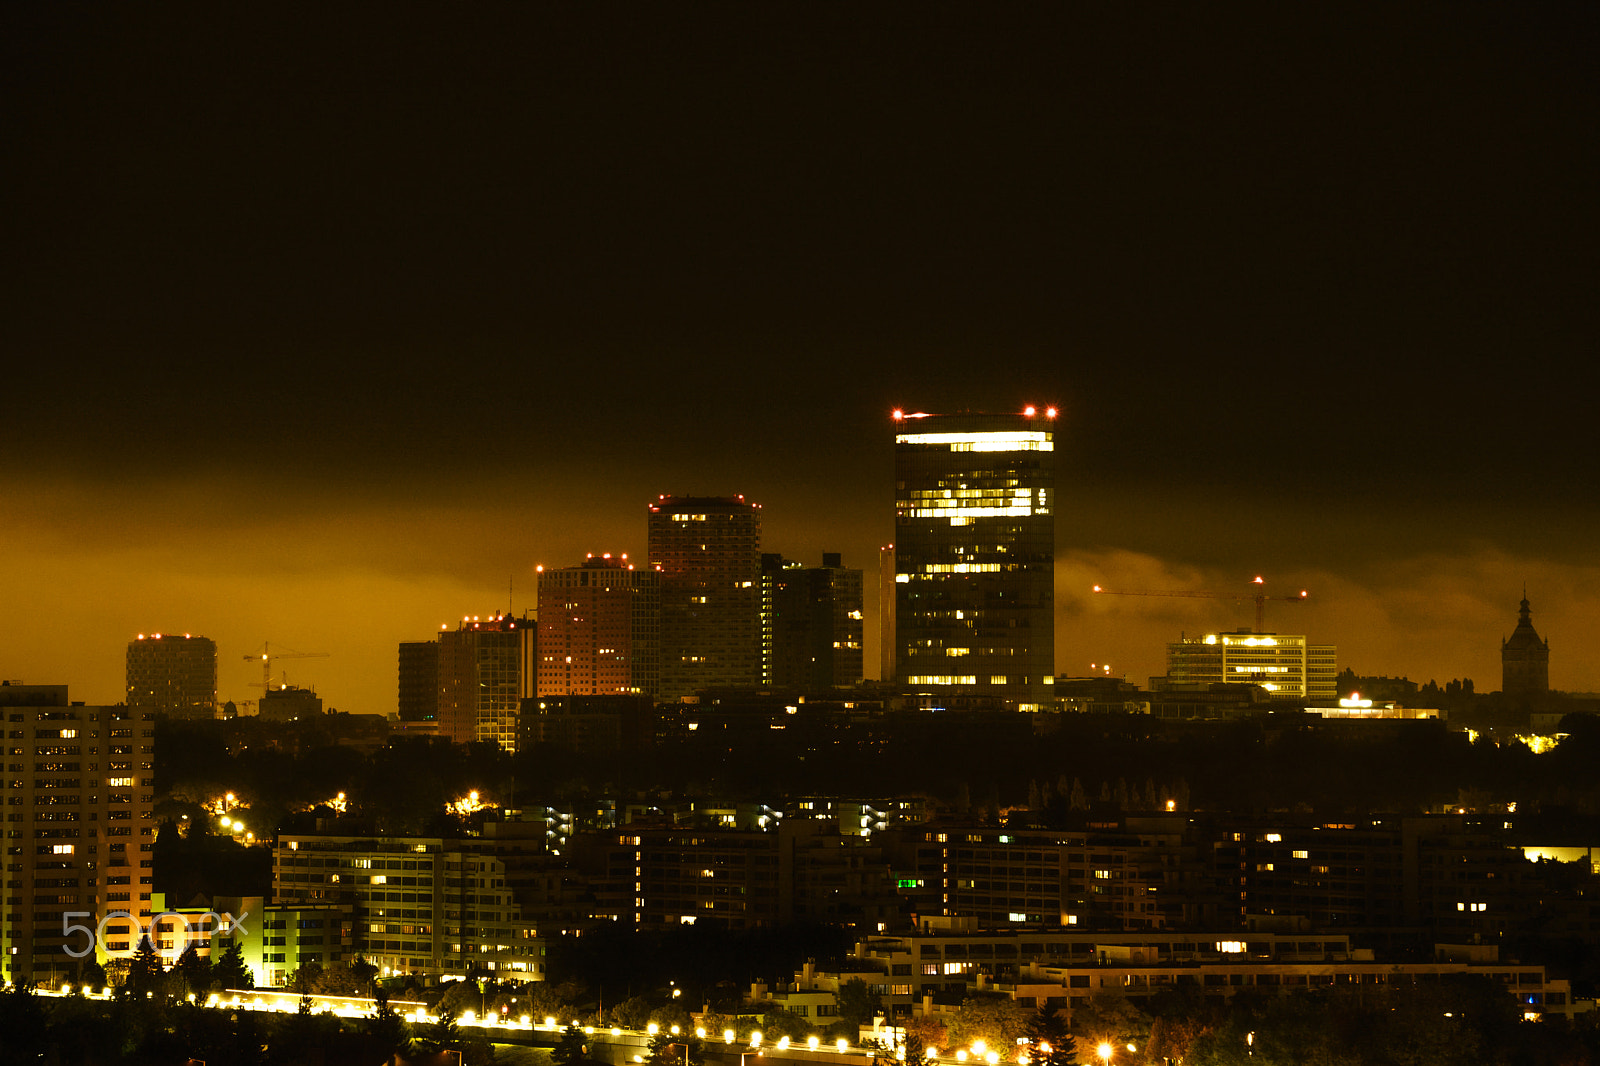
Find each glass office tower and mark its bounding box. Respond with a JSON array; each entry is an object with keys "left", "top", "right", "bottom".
[{"left": 893, "top": 408, "right": 1056, "bottom": 707}]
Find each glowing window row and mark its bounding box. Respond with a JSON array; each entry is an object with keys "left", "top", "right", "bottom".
[
  {"left": 896, "top": 431, "right": 1053, "bottom": 452},
  {"left": 904, "top": 488, "right": 1041, "bottom": 500},
  {"left": 908, "top": 506, "right": 1038, "bottom": 520}
]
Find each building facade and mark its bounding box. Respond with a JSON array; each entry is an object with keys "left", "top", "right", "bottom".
[
  {"left": 273, "top": 833, "right": 544, "bottom": 981},
  {"left": 648, "top": 495, "right": 762, "bottom": 699},
  {"left": 536, "top": 554, "right": 660, "bottom": 698},
  {"left": 258, "top": 684, "right": 323, "bottom": 721},
  {"left": 0, "top": 684, "right": 157, "bottom": 984},
  {"left": 1166, "top": 631, "right": 1338, "bottom": 701},
  {"left": 126, "top": 633, "right": 217, "bottom": 718},
  {"left": 397, "top": 640, "right": 440, "bottom": 722},
  {"left": 761, "top": 553, "right": 865, "bottom": 691},
  {"left": 1501, "top": 593, "right": 1551, "bottom": 698},
  {"left": 849, "top": 926, "right": 1574, "bottom": 1023},
  {"left": 878, "top": 544, "right": 896, "bottom": 683},
  {"left": 436, "top": 613, "right": 534, "bottom": 752},
  {"left": 892, "top": 409, "right": 1056, "bottom": 706}
]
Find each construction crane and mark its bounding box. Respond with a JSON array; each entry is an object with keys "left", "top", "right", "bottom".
[
  {"left": 1091, "top": 576, "right": 1309, "bottom": 633},
  {"left": 245, "top": 643, "right": 330, "bottom": 693}
]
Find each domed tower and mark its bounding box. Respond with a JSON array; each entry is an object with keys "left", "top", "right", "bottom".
[{"left": 1501, "top": 591, "right": 1550, "bottom": 698}]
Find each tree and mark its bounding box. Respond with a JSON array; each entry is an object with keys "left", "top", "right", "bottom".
[
  {"left": 758, "top": 1005, "right": 813, "bottom": 1041},
  {"left": 78, "top": 958, "right": 109, "bottom": 991},
  {"left": 288, "top": 960, "right": 324, "bottom": 995},
  {"left": 176, "top": 942, "right": 213, "bottom": 996},
  {"left": 349, "top": 953, "right": 379, "bottom": 990},
  {"left": 944, "top": 995, "right": 1034, "bottom": 1060},
  {"left": 126, "top": 935, "right": 164, "bottom": 997},
  {"left": 213, "top": 940, "right": 253, "bottom": 990},
  {"left": 650, "top": 1002, "right": 693, "bottom": 1033},
  {"left": 419, "top": 1004, "right": 463, "bottom": 1055},
  {"left": 1068, "top": 993, "right": 1149, "bottom": 1056},
  {"left": 904, "top": 1014, "right": 946, "bottom": 1053},
  {"left": 529, "top": 976, "right": 589, "bottom": 1022},
  {"left": 0, "top": 981, "right": 48, "bottom": 1062},
  {"left": 646, "top": 1031, "right": 704, "bottom": 1066},
  {"left": 837, "top": 977, "right": 881, "bottom": 1030},
  {"left": 435, "top": 978, "right": 485, "bottom": 1020},
  {"left": 367, "top": 985, "right": 412, "bottom": 1061},
  {"left": 1027, "top": 1005, "right": 1076, "bottom": 1066},
  {"left": 312, "top": 959, "right": 366, "bottom": 996},
  {"left": 613, "top": 994, "right": 654, "bottom": 1031},
  {"left": 553, "top": 1023, "right": 589, "bottom": 1066}
]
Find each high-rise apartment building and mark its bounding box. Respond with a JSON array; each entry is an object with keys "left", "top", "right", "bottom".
[
  {"left": 1, "top": 684, "right": 157, "bottom": 984},
  {"left": 648, "top": 495, "right": 762, "bottom": 699},
  {"left": 273, "top": 833, "right": 544, "bottom": 980},
  {"left": 878, "top": 544, "right": 896, "bottom": 682},
  {"left": 1166, "top": 631, "right": 1338, "bottom": 701},
  {"left": 536, "top": 554, "right": 660, "bottom": 698},
  {"left": 436, "top": 613, "right": 533, "bottom": 752},
  {"left": 892, "top": 409, "right": 1057, "bottom": 706},
  {"left": 760, "top": 553, "right": 864, "bottom": 691},
  {"left": 126, "top": 633, "right": 217, "bottom": 718},
  {"left": 397, "top": 641, "right": 441, "bottom": 722}
]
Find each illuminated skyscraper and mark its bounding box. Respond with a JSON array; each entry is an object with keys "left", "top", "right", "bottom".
[
  {"left": 536, "top": 553, "right": 660, "bottom": 697},
  {"left": 436, "top": 613, "right": 532, "bottom": 752},
  {"left": 893, "top": 408, "right": 1056, "bottom": 706},
  {"left": 648, "top": 495, "right": 762, "bottom": 699},
  {"left": 126, "top": 632, "right": 217, "bottom": 718}
]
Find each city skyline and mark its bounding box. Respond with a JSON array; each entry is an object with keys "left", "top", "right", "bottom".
[{"left": 4, "top": 6, "right": 1597, "bottom": 714}]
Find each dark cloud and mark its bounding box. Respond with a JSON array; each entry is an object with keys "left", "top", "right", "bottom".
[{"left": 2, "top": 6, "right": 1596, "bottom": 709}]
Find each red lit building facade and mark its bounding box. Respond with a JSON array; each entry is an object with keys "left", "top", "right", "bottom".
[
  {"left": 537, "top": 555, "right": 660, "bottom": 698},
  {"left": 648, "top": 495, "right": 762, "bottom": 699}
]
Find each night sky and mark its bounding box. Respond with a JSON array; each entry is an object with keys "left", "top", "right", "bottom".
[{"left": 4, "top": 6, "right": 1596, "bottom": 713}]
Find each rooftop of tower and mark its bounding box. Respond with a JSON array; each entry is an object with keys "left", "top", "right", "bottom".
[
  {"left": 648, "top": 493, "right": 759, "bottom": 511},
  {"left": 892, "top": 405, "right": 1058, "bottom": 422}
]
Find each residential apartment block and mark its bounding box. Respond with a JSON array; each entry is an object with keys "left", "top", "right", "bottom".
[
  {"left": 1, "top": 684, "right": 157, "bottom": 984},
  {"left": 273, "top": 833, "right": 544, "bottom": 981}
]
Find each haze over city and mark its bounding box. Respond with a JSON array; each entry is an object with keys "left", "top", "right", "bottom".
[{"left": 4, "top": 5, "right": 1596, "bottom": 713}]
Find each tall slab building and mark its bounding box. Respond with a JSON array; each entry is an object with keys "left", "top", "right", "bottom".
[
  {"left": 1, "top": 684, "right": 157, "bottom": 984},
  {"left": 126, "top": 632, "right": 217, "bottom": 718},
  {"left": 648, "top": 495, "right": 762, "bottom": 699},
  {"left": 892, "top": 408, "right": 1057, "bottom": 706},
  {"left": 760, "top": 552, "right": 865, "bottom": 691},
  {"left": 536, "top": 553, "right": 661, "bottom": 698},
  {"left": 436, "top": 613, "right": 533, "bottom": 752}
]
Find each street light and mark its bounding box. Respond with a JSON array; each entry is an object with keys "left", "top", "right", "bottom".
[{"left": 1097, "top": 1043, "right": 1113, "bottom": 1066}]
